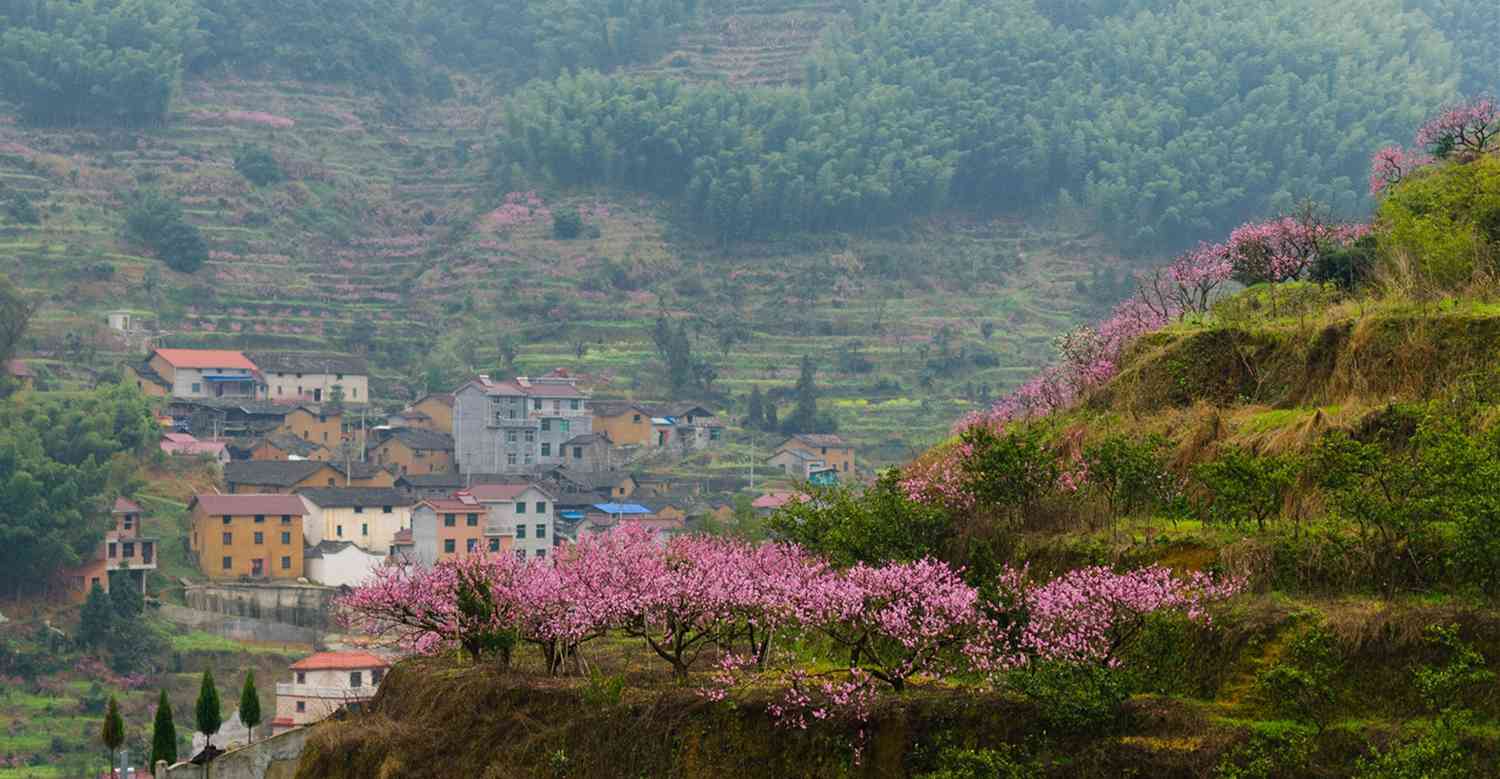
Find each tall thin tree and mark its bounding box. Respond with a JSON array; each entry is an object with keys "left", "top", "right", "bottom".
[
  {"left": 195, "top": 670, "right": 221, "bottom": 745},
  {"left": 151, "top": 689, "right": 178, "bottom": 767},
  {"left": 101, "top": 695, "right": 125, "bottom": 774},
  {"left": 238, "top": 671, "right": 262, "bottom": 743}
]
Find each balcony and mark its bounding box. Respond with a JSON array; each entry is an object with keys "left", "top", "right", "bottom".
[
  {"left": 104, "top": 537, "right": 159, "bottom": 571},
  {"left": 276, "top": 682, "right": 379, "bottom": 699}
]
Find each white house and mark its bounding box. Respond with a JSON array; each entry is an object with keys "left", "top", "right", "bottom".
[
  {"left": 467, "top": 482, "right": 557, "bottom": 560},
  {"left": 303, "top": 540, "right": 386, "bottom": 587},
  {"left": 298, "top": 488, "right": 414, "bottom": 554},
  {"left": 272, "top": 652, "right": 389, "bottom": 735}
]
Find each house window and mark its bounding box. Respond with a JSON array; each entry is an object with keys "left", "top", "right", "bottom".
[
  {"left": 108, "top": 542, "right": 117, "bottom": 558},
  {"left": 541, "top": 443, "right": 551, "bottom": 456},
  {"left": 372, "top": 669, "right": 384, "bottom": 684},
  {"left": 515, "top": 524, "right": 526, "bottom": 539},
  {"left": 535, "top": 549, "right": 547, "bottom": 558},
  {"left": 296, "top": 701, "right": 306, "bottom": 713},
  {"left": 336, "top": 373, "right": 344, "bottom": 380},
  {"left": 281, "top": 556, "right": 291, "bottom": 570},
  {"left": 222, "top": 516, "right": 232, "bottom": 525},
  {"left": 222, "top": 556, "right": 233, "bottom": 570},
  {"left": 516, "top": 502, "right": 527, "bottom": 515},
  {"left": 123, "top": 516, "right": 134, "bottom": 530},
  {"left": 353, "top": 388, "right": 358, "bottom": 399},
  {"left": 443, "top": 539, "right": 456, "bottom": 553},
  {"left": 296, "top": 672, "right": 306, "bottom": 684},
  {"left": 821, "top": 447, "right": 828, "bottom": 455},
  {"left": 844, "top": 461, "right": 850, "bottom": 471},
  {"left": 191, "top": 383, "right": 201, "bottom": 394},
  {"left": 489, "top": 538, "right": 500, "bottom": 552},
  {"left": 536, "top": 502, "right": 547, "bottom": 514},
  {"left": 507, "top": 453, "right": 517, "bottom": 466},
  {"left": 354, "top": 506, "right": 364, "bottom": 514},
  {"left": 559, "top": 420, "right": 570, "bottom": 434},
  {"left": 350, "top": 671, "right": 363, "bottom": 688},
  {"left": 533, "top": 399, "right": 542, "bottom": 410},
  {"left": 142, "top": 542, "right": 153, "bottom": 563},
  {"left": 524, "top": 430, "right": 535, "bottom": 443},
  {"left": 710, "top": 428, "right": 722, "bottom": 441},
  {"left": 467, "top": 538, "right": 478, "bottom": 552},
  {"left": 336, "top": 526, "right": 343, "bottom": 537},
  {"left": 541, "top": 419, "right": 551, "bottom": 432},
  {"left": 535, "top": 523, "right": 545, "bottom": 538},
  {"left": 255, "top": 514, "right": 265, "bottom": 523},
  {"left": 466, "top": 513, "right": 478, "bottom": 527},
  {"left": 281, "top": 532, "right": 291, "bottom": 544},
  {"left": 382, "top": 506, "right": 393, "bottom": 514},
  {"left": 278, "top": 386, "right": 284, "bottom": 396},
  {"left": 253, "top": 532, "right": 264, "bottom": 545},
  {"left": 362, "top": 523, "right": 368, "bottom": 535},
  {"left": 632, "top": 414, "right": 641, "bottom": 423},
  {"left": 506, "top": 430, "right": 518, "bottom": 443},
  {"left": 443, "top": 513, "right": 456, "bottom": 527},
  {"left": 573, "top": 446, "right": 583, "bottom": 459},
  {"left": 222, "top": 532, "right": 233, "bottom": 545},
  {"left": 123, "top": 542, "right": 135, "bottom": 557},
  {"left": 570, "top": 399, "right": 580, "bottom": 410},
  {"left": 282, "top": 515, "right": 292, "bottom": 523}
]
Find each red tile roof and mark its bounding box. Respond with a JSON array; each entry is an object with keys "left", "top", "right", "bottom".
[
  {"left": 421, "top": 493, "right": 482, "bottom": 511},
  {"left": 152, "top": 348, "right": 258, "bottom": 371},
  {"left": 190, "top": 494, "right": 307, "bottom": 515},
  {"left": 468, "top": 482, "right": 554, "bottom": 501},
  {"left": 5, "top": 359, "right": 33, "bottom": 378},
  {"left": 113, "top": 497, "right": 143, "bottom": 514},
  {"left": 289, "top": 651, "right": 389, "bottom": 671},
  {"left": 752, "top": 491, "right": 802, "bottom": 510}
]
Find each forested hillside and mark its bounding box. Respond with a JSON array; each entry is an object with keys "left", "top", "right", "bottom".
[{"left": 2, "top": 0, "right": 1499, "bottom": 458}]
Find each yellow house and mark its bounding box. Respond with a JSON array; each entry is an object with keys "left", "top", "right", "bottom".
[
  {"left": 298, "top": 488, "right": 414, "bottom": 554},
  {"left": 589, "top": 401, "right": 656, "bottom": 447},
  {"left": 188, "top": 494, "right": 307, "bottom": 580},
  {"left": 408, "top": 393, "right": 455, "bottom": 435},
  {"left": 369, "top": 428, "right": 455, "bottom": 476},
  {"left": 278, "top": 406, "right": 344, "bottom": 448},
  {"left": 224, "top": 460, "right": 394, "bottom": 494},
  {"left": 776, "top": 434, "right": 856, "bottom": 476}
]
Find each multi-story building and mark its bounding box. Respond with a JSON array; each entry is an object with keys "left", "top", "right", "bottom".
[
  {"left": 187, "top": 494, "right": 307, "bottom": 580},
  {"left": 59, "top": 497, "right": 159, "bottom": 601},
  {"left": 774, "top": 434, "right": 856, "bottom": 476},
  {"left": 249, "top": 352, "right": 370, "bottom": 405},
  {"left": 129, "top": 348, "right": 263, "bottom": 400},
  {"left": 407, "top": 492, "right": 513, "bottom": 564},
  {"left": 467, "top": 482, "right": 556, "bottom": 560},
  {"left": 452, "top": 374, "right": 593, "bottom": 475},
  {"left": 271, "top": 652, "right": 389, "bottom": 735},
  {"left": 298, "top": 487, "right": 414, "bottom": 554}
]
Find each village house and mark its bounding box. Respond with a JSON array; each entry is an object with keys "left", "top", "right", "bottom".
[
  {"left": 545, "top": 468, "right": 638, "bottom": 501},
  {"left": 578, "top": 502, "right": 684, "bottom": 544},
  {"left": 188, "top": 494, "right": 307, "bottom": 580},
  {"left": 249, "top": 430, "right": 332, "bottom": 461},
  {"left": 4, "top": 359, "right": 34, "bottom": 392},
  {"left": 407, "top": 493, "right": 513, "bottom": 564},
  {"left": 767, "top": 446, "right": 827, "bottom": 480},
  {"left": 303, "top": 541, "right": 386, "bottom": 587},
  {"left": 128, "top": 348, "right": 262, "bottom": 400},
  {"left": 467, "top": 482, "right": 557, "bottom": 560},
  {"left": 368, "top": 427, "right": 455, "bottom": 475},
  {"left": 390, "top": 393, "right": 454, "bottom": 435},
  {"left": 752, "top": 490, "right": 803, "bottom": 516},
  {"left": 774, "top": 434, "right": 856, "bottom": 475},
  {"left": 451, "top": 374, "right": 593, "bottom": 475},
  {"left": 249, "top": 351, "right": 370, "bottom": 405},
  {"left": 58, "top": 497, "right": 158, "bottom": 601},
  {"left": 160, "top": 432, "right": 231, "bottom": 466},
  {"left": 559, "top": 431, "right": 614, "bottom": 472},
  {"left": 271, "top": 652, "right": 389, "bottom": 735},
  {"left": 298, "top": 487, "right": 413, "bottom": 554},
  {"left": 277, "top": 405, "right": 346, "bottom": 448},
  {"left": 224, "top": 460, "right": 394, "bottom": 494},
  {"left": 589, "top": 401, "right": 726, "bottom": 451}
]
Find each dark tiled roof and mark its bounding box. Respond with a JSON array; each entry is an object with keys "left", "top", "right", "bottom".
[
  {"left": 386, "top": 428, "right": 454, "bottom": 452},
  {"left": 329, "top": 461, "right": 386, "bottom": 480},
  {"left": 190, "top": 494, "right": 307, "bottom": 515},
  {"left": 396, "top": 472, "right": 516, "bottom": 489},
  {"left": 225, "top": 460, "right": 324, "bottom": 487},
  {"left": 248, "top": 352, "right": 369, "bottom": 375},
  {"left": 562, "top": 432, "right": 610, "bottom": 447},
  {"left": 258, "top": 431, "right": 326, "bottom": 457},
  {"left": 299, "top": 488, "right": 413, "bottom": 508},
  {"left": 548, "top": 467, "right": 635, "bottom": 492}
]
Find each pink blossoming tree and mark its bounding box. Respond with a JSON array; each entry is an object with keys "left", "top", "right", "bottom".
[{"left": 1416, "top": 96, "right": 1500, "bottom": 160}]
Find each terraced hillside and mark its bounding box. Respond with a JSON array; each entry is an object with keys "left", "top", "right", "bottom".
[
  {"left": 0, "top": 73, "right": 1126, "bottom": 464},
  {"left": 631, "top": 0, "right": 850, "bottom": 85}
]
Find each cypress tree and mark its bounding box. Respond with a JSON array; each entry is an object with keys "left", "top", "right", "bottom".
[
  {"left": 788, "top": 355, "right": 819, "bottom": 433},
  {"left": 150, "top": 689, "right": 177, "bottom": 766},
  {"left": 195, "top": 670, "right": 221, "bottom": 742},
  {"left": 101, "top": 695, "right": 125, "bottom": 768},
  {"left": 745, "top": 387, "right": 764, "bottom": 429},
  {"left": 79, "top": 582, "right": 113, "bottom": 648},
  {"left": 238, "top": 671, "right": 262, "bottom": 741}
]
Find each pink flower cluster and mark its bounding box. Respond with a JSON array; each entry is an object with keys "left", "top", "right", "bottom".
[
  {"left": 1369, "top": 145, "right": 1435, "bottom": 195},
  {"left": 189, "top": 110, "right": 295, "bottom": 129},
  {"left": 1416, "top": 96, "right": 1499, "bottom": 158},
  {"left": 1225, "top": 217, "right": 1368, "bottom": 285},
  {"left": 481, "top": 191, "right": 548, "bottom": 232}
]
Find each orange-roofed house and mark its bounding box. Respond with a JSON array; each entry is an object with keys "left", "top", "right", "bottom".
[
  {"left": 132, "top": 348, "right": 263, "bottom": 400},
  {"left": 752, "top": 490, "right": 803, "bottom": 516},
  {"left": 187, "top": 494, "right": 307, "bottom": 580},
  {"left": 271, "top": 652, "right": 389, "bottom": 735}
]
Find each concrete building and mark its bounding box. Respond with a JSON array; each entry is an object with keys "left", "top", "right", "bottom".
[
  {"left": 298, "top": 488, "right": 413, "bottom": 554},
  {"left": 188, "top": 494, "right": 307, "bottom": 580},
  {"left": 467, "top": 482, "right": 557, "bottom": 560},
  {"left": 407, "top": 493, "right": 513, "bottom": 565},
  {"left": 271, "top": 652, "right": 389, "bottom": 735},
  {"left": 59, "top": 497, "right": 159, "bottom": 601},
  {"left": 452, "top": 374, "right": 593, "bottom": 475},
  {"left": 249, "top": 352, "right": 370, "bottom": 405}
]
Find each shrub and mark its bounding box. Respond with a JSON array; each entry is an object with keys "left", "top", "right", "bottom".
[
  {"left": 233, "top": 145, "right": 283, "bottom": 186},
  {"left": 1007, "top": 662, "right": 1130, "bottom": 734},
  {"left": 960, "top": 424, "right": 1058, "bottom": 524},
  {"left": 123, "top": 191, "right": 207, "bottom": 273},
  {"left": 3, "top": 192, "right": 41, "bottom": 224},
  {"left": 1353, "top": 718, "right": 1470, "bottom": 779},
  {"left": 917, "top": 745, "right": 1036, "bottom": 779},
  {"left": 1194, "top": 447, "right": 1299, "bottom": 531},
  {"left": 552, "top": 207, "right": 583, "bottom": 239},
  {"left": 1377, "top": 154, "right": 1500, "bottom": 288},
  {"left": 1083, "top": 433, "right": 1168, "bottom": 518},
  {"left": 1310, "top": 234, "right": 1378, "bottom": 292},
  {"left": 1254, "top": 625, "right": 1341, "bottom": 732}
]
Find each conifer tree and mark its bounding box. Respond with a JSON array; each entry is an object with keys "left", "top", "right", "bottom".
[
  {"left": 195, "top": 670, "right": 221, "bottom": 742},
  {"left": 238, "top": 671, "right": 262, "bottom": 742},
  {"left": 787, "top": 355, "right": 819, "bottom": 433},
  {"left": 745, "top": 387, "right": 764, "bottom": 429},
  {"left": 150, "top": 689, "right": 177, "bottom": 766},
  {"left": 101, "top": 695, "right": 125, "bottom": 771}
]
